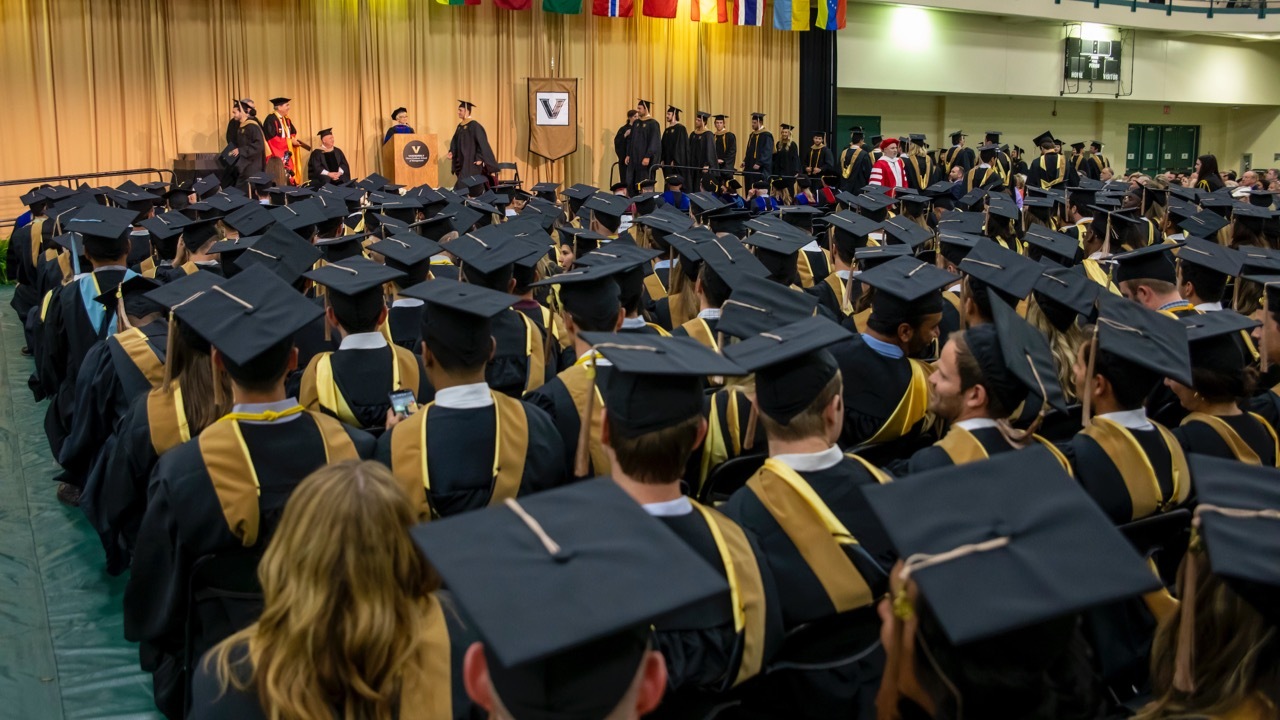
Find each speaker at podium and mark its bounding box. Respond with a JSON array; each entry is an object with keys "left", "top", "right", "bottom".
[{"left": 382, "top": 133, "right": 438, "bottom": 187}]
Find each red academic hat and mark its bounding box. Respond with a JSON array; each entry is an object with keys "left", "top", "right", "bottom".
[{"left": 879, "top": 137, "right": 900, "bottom": 152}]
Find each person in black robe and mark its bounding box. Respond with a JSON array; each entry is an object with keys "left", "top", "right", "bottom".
[
  {"left": 230, "top": 100, "right": 266, "bottom": 190},
  {"left": 660, "top": 105, "right": 689, "bottom": 177},
  {"left": 614, "top": 110, "right": 637, "bottom": 174},
  {"left": 7, "top": 187, "right": 56, "bottom": 330},
  {"left": 305, "top": 127, "right": 350, "bottom": 186},
  {"left": 448, "top": 100, "right": 498, "bottom": 192},
  {"left": 297, "top": 258, "right": 431, "bottom": 435},
  {"left": 366, "top": 234, "right": 437, "bottom": 352},
  {"left": 772, "top": 124, "right": 801, "bottom": 198},
  {"left": 838, "top": 128, "right": 873, "bottom": 193},
  {"left": 720, "top": 316, "right": 898, "bottom": 720},
  {"left": 686, "top": 112, "right": 718, "bottom": 192},
  {"left": 741, "top": 113, "right": 775, "bottom": 188},
  {"left": 1026, "top": 131, "right": 1080, "bottom": 191},
  {"left": 1010, "top": 145, "right": 1030, "bottom": 176},
  {"left": 123, "top": 265, "right": 375, "bottom": 720},
  {"left": 943, "top": 130, "right": 975, "bottom": 173},
  {"left": 713, "top": 114, "right": 738, "bottom": 185},
  {"left": 625, "top": 100, "right": 662, "bottom": 194},
  {"left": 804, "top": 130, "right": 837, "bottom": 189},
  {"left": 375, "top": 278, "right": 565, "bottom": 518}
]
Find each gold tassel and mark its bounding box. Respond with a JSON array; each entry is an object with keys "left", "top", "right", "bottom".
[
  {"left": 212, "top": 354, "right": 226, "bottom": 408},
  {"left": 573, "top": 354, "right": 597, "bottom": 478},
  {"left": 323, "top": 292, "right": 332, "bottom": 342},
  {"left": 1172, "top": 531, "right": 1203, "bottom": 694},
  {"left": 163, "top": 312, "right": 178, "bottom": 387},
  {"left": 959, "top": 275, "right": 971, "bottom": 330},
  {"left": 1264, "top": 287, "right": 1272, "bottom": 375},
  {"left": 743, "top": 399, "right": 759, "bottom": 451},
  {"left": 1081, "top": 331, "right": 1099, "bottom": 427}
]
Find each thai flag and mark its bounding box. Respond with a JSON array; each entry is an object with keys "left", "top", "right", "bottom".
[
  {"left": 592, "top": 0, "right": 633, "bottom": 16},
  {"left": 735, "top": 0, "right": 763, "bottom": 26}
]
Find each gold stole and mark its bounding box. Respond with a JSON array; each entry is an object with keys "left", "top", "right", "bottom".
[
  {"left": 201, "top": 411, "right": 357, "bottom": 546},
  {"left": 27, "top": 217, "right": 46, "bottom": 267},
  {"left": 1179, "top": 412, "right": 1278, "bottom": 467},
  {"left": 841, "top": 147, "right": 863, "bottom": 179},
  {"left": 643, "top": 272, "right": 668, "bottom": 300},
  {"left": 517, "top": 311, "right": 547, "bottom": 394},
  {"left": 934, "top": 426, "right": 1072, "bottom": 471},
  {"left": 1036, "top": 153, "right": 1065, "bottom": 189},
  {"left": 139, "top": 257, "right": 157, "bottom": 277},
  {"left": 796, "top": 250, "right": 816, "bottom": 289},
  {"left": 114, "top": 327, "right": 166, "bottom": 389},
  {"left": 824, "top": 273, "right": 852, "bottom": 316},
  {"left": 147, "top": 384, "right": 191, "bottom": 455},
  {"left": 690, "top": 502, "right": 768, "bottom": 687},
  {"left": 398, "top": 597, "right": 455, "bottom": 720},
  {"left": 908, "top": 156, "right": 932, "bottom": 190},
  {"left": 1081, "top": 418, "right": 1189, "bottom": 521},
  {"left": 390, "top": 391, "right": 530, "bottom": 520},
  {"left": 680, "top": 317, "right": 720, "bottom": 352},
  {"left": 561, "top": 363, "right": 612, "bottom": 476},
  {"left": 866, "top": 359, "right": 934, "bottom": 445},
  {"left": 1082, "top": 259, "right": 1121, "bottom": 295},
  {"left": 300, "top": 346, "right": 421, "bottom": 427},
  {"left": 745, "top": 459, "right": 875, "bottom": 613},
  {"left": 698, "top": 388, "right": 748, "bottom": 494}
]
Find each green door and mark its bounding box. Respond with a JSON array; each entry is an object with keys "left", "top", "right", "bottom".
[
  {"left": 837, "top": 115, "right": 881, "bottom": 145},
  {"left": 1140, "top": 125, "right": 1163, "bottom": 175},
  {"left": 1125, "top": 125, "right": 1142, "bottom": 174},
  {"left": 1165, "top": 126, "right": 1199, "bottom": 174}
]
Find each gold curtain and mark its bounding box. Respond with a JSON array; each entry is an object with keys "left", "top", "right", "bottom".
[{"left": 0, "top": 0, "right": 799, "bottom": 218}]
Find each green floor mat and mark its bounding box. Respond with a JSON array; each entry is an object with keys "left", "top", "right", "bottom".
[{"left": 0, "top": 286, "right": 161, "bottom": 720}]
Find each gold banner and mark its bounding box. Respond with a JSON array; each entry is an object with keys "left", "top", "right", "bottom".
[{"left": 528, "top": 78, "right": 578, "bottom": 161}]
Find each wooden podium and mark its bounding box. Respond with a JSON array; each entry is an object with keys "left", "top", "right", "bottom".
[{"left": 382, "top": 133, "right": 438, "bottom": 187}]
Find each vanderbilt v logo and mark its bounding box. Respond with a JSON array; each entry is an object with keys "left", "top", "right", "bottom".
[
  {"left": 539, "top": 98, "right": 567, "bottom": 119},
  {"left": 409, "top": 143, "right": 423, "bottom": 153}
]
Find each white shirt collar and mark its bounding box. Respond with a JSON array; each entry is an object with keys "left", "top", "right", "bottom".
[
  {"left": 434, "top": 382, "right": 494, "bottom": 410},
  {"left": 1194, "top": 301, "right": 1223, "bottom": 312},
  {"left": 947, "top": 282, "right": 963, "bottom": 294},
  {"left": 954, "top": 418, "right": 1000, "bottom": 431},
  {"left": 697, "top": 308, "right": 722, "bottom": 320},
  {"left": 802, "top": 240, "right": 821, "bottom": 252},
  {"left": 392, "top": 298, "right": 424, "bottom": 307},
  {"left": 836, "top": 269, "right": 852, "bottom": 280},
  {"left": 653, "top": 259, "right": 673, "bottom": 270},
  {"left": 773, "top": 444, "right": 844, "bottom": 473},
  {"left": 339, "top": 331, "right": 388, "bottom": 351},
  {"left": 642, "top": 496, "right": 694, "bottom": 517},
  {"left": 620, "top": 316, "right": 648, "bottom": 330},
  {"left": 1097, "top": 409, "right": 1154, "bottom": 431}
]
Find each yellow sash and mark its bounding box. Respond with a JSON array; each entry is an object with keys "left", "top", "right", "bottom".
[
  {"left": 690, "top": 502, "right": 768, "bottom": 687},
  {"left": 841, "top": 147, "right": 863, "bottom": 179},
  {"left": 1081, "top": 418, "right": 1189, "bottom": 521},
  {"left": 823, "top": 273, "right": 852, "bottom": 317},
  {"left": 518, "top": 311, "right": 546, "bottom": 394},
  {"left": 201, "top": 409, "right": 357, "bottom": 546},
  {"left": 1035, "top": 154, "right": 1065, "bottom": 189},
  {"left": 301, "top": 346, "right": 420, "bottom": 427},
  {"left": 934, "top": 425, "right": 1072, "bottom": 471},
  {"left": 391, "top": 391, "right": 530, "bottom": 520},
  {"left": 114, "top": 327, "right": 166, "bottom": 389},
  {"left": 399, "top": 597, "right": 455, "bottom": 720},
  {"left": 908, "top": 156, "right": 932, "bottom": 190},
  {"left": 28, "top": 217, "right": 46, "bottom": 267},
  {"left": 866, "top": 359, "right": 933, "bottom": 445},
  {"left": 745, "top": 459, "right": 874, "bottom": 612},
  {"left": 643, "top": 272, "right": 668, "bottom": 300},
  {"left": 1082, "top": 258, "right": 1121, "bottom": 295},
  {"left": 680, "top": 317, "right": 720, "bottom": 352},
  {"left": 843, "top": 452, "right": 894, "bottom": 485},
  {"left": 562, "top": 361, "right": 612, "bottom": 477},
  {"left": 796, "top": 250, "right": 816, "bottom": 289},
  {"left": 138, "top": 256, "right": 156, "bottom": 277},
  {"left": 146, "top": 384, "right": 191, "bottom": 455},
  {"left": 1180, "top": 412, "right": 1278, "bottom": 467}
]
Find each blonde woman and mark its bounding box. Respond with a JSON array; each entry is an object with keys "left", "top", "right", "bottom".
[{"left": 193, "top": 461, "right": 475, "bottom": 720}]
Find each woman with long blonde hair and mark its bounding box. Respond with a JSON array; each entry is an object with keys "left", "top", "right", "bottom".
[{"left": 192, "top": 461, "right": 473, "bottom": 720}]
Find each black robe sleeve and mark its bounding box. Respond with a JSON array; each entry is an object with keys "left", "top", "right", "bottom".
[
  {"left": 614, "top": 123, "right": 630, "bottom": 168},
  {"left": 57, "top": 340, "right": 120, "bottom": 479},
  {"left": 661, "top": 124, "right": 689, "bottom": 167}
]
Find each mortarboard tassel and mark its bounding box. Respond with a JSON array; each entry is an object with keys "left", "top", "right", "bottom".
[
  {"left": 743, "top": 399, "right": 759, "bottom": 452},
  {"left": 1081, "top": 330, "right": 1100, "bottom": 427}
]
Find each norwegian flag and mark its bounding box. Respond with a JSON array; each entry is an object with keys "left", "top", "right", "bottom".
[{"left": 593, "top": 0, "right": 633, "bottom": 16}]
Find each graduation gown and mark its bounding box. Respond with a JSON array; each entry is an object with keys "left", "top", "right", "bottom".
[
  {"left": 671, "top": 316, "right": 721, "bottom": 352},
  {"left": 233, "top": 118, "right": 266, "bottom": 182},
  {"left": 7, "top": 216, "right": 54, "bottom": 321},
  {"left": 614, "top": 122, "right": 631, "bottom": 169},
  {"left": 689, "top": 386, "right": 763, "bottom": 495},
  {"left": 1011, "top": 158, "right": 1030, "bottom": 176},
  {"left": 377, "top": 389, "right": 566, "bottom": 518},
  {"left": 1058, "top": 416, "right": 1190, "bottom": 525},
  {"left": 61, "top": 321, "right": 168, "bottom": 489},
  {"left": 887, "top": 424, "right": 1068, "bottom": 476},
  {"left": 306, "top": 146, "right": 351, "bottom": 185},
  {"left": 715, "top": 131, "right": 738, "bottom": 181},
  {"left": 37, "top": 268, "right": 131, "bottom": 464},
  {"left": 835, "top": 335, "right": 936, "bottom": 456},
  {"left": 449, "top": 120, "right": 498, "bottom": 183},
  {"left": 942, "top": 146, "right": 975, "bottom": 173},
  {"left": 805, "top": 145, "right": 836, "bottom": 185},
  {"left": 688, "top": 129, "right": 718, "bottom": 190},
  {"left": 1026, "top": 152, "right": 1079, "bottom": 190},
  {"left": 525, "top": 359, "right": 613, "bottom": 478},
  {"left": 647, "top": 502, "right": 784, "bottom": 719},
  {"left": 720, "top": 454, "right": 896, "bottom": 720},
  {"left": 124, "top": 408, "right": 376, "bottom": 718},
  {"left": 487, "top": 308, "right": 547, "bottom": 398},
  {"left": 298, "top": 340, "right": 431, "bottom": 433},
  {"left": 387, "top": 299, "right": 426, "bottom": 352},
  {"left": 661, "top": 123, "right": 689, "bottom": 168},
  {"left": 839, "top": 145, "right": 872, "bottom": 193},
  {"left": 965, "top": 165, "right": 1002, "bottom": 192},
  {"left": 625, "top": 117, "right": 662, "bottom": 190},
  {"left": 1173, "top": 412, "right": 1279, "bottom": 467},
  {"left": 188, "top": 598, "right": 477, "bottom": 720},
  {"left": 775, "top": 140, "right": 801, "bottom": 179},
  {"left": 742, "top": 130, "right": 775, "bottom": 184}
]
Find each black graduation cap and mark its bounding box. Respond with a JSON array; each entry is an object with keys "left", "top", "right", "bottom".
[
  {"left": 722, "top": 316, "right": 849, "bottom": 423},
  {"left": 1034, "top": 264, "right": 1101, "bottom": 322},
  {"left": 556, "top": 226, "right": 608, "bottom": 254},
  {"left": 741, "top": 226, "right": 809, "bottom": 258},
  {"left": 1069, "top": 141, "right": 1086, "bottom": 151},
  {"left": 750, "top": 112, "right": 765, "bottom": 121},
  {"left": 852, "top": 192, "right": 897, "bottom": 215},
  {"left": 959, "top": 241, "right": 1042, "bottom": 301},
  {"left": 303, "top": 256, "right": 404, "bottom": 297},
  {"left": 206, "top": 234, "right": 261, "bottom": 257},
  {"left": 444, "top": 227, "right": 539, "bottom": 277},
  {"left": 697, "top": 233, "right": 770, "bottom": 290},
  {"left": 242, "top": 173, "right": 274, "bottom": 189},
  {"left": 584, "top": 193, "right": 630, "bottom": 220},
  {"left": 937, "top": 232, "right": 982, "bottom": 266},
  {"left": 1174, "top": 210, "right": 1228, "bottom": 240},
  {"left": 1094, "top": 293, "right": 1192, "bottom": 386},
  {"left": 1180, "top": 309, "right": 1259, "bottom": 377},
  {"left": 986, "top": 197, "right": 1020, "bottom": 221},
  {"left": 561, "top": 184, "right": 597, "bottom": 202},
  {"left": 458, "top": 100, "right": 476, "bottom": 112},
  {"left": 174, "top": 263, "right": 323, "bottom": 366},
  {"left": 403, "top": 276, "right": 515, "bottom": 363},
  {"left": 530, "top": 182, "right": 559, "bottom": 196},
  {"left": 410, "top": 478, "right": 726, "bottom": 718},
  {"left": 895, "top": 192, "right": 931, "bottom": 209},
  {"left": 233, "top": 223, "right": 322, "bottom": 284},
  {"left": 687, "top": 191, "right": 728, "bottom": 217},
  {"left": 923, "top": 181, "right": 955, "bottom": 198},
  {"left": 140, "top": 211, "right": 193, "bottom": 241},
  {"left": 1198, "top": 192, "right": 1235, "bottom": 213},
  {"left": 936, "top": 211, "right": 986, "bottom": 235},
  {"left": 856, "top": 244, "right": 913, "bottom": 270},
  {"left": 1176, "top": 238, "right": 1242, "bottom": 279},
  {"left": 191, "top": 174, "right": 221, "bottom": 199},
  {"left": 269, "top": 97, "right": 290, "bottom": 106},
  {"left": 858, "top": 255, "right": 955, "bottom": 325},
  {"left": 1023, "top": 226, "right": 1082, "bottom": 266},
  {"left": 1232, "top": 202, "right": 1274, "bottom": 232},
  {"left": 310, "top": 232, "right": 365, "bottom": 264},
  {"left": 367, "top": 233, "right": 442, "bottom": 274},
  {"left": 581, "top": 333, "right": 744, "bottom": 437},
  {"left": 863, "top": 447, "right": 1160, "bottom": 647},
  {"left": 93, "top": 274, "right": 164, "bottom": 318},
  {"left": 530, "top": 261, "right": 628, "bottom": 325},
  {"left": 1187, "top": 454, "right": 1280, "bottom": 628},
  {"left": 970, "top": 296, "right": 1068, "bottom": 412},
  {"left": 1021, "top": 195, "right": 1057, "bottom": 211},
  {"left": 64, "top": 204, "right": 137, "bottom": 254},
  {"left": 19, "top": 186, "right": 49, "bottom": 206},
  {"left": 1110, "top": 242, "right": 1180, "bottom": 285},
  {"left": 269, "top": 200, "right": 325, "bottom": 234},
  {"left": 956, "top": 188, "right": 988, "bottom": 212},
  {"left": 143, "top": 270, "right": 225, "bottom": 311},
  {"left": 718, "top": 273, "right": 819, "bottom": 339},
  {"left": 181, "top": 217, "right": 222, "bottom": 251},
  {"left": 204, "top": 191, "right": 252, "bottom": 214}
]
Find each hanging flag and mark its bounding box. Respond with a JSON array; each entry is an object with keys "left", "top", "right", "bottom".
[
  {"left": 496, "top": 0, "right": 533, "bottom": 9},
  {"left": 543, "top": 0, "right": 583, "bottom": 12},
  {"left": 735, "top": 0, "right": 763, "bottom": 26},
  {"left": 692, "top": 0, "right": 727, "bottom": 22},
  {"left": 773, "top": 0, "right": 809, "bottom": 30},
  {"left": 592, "top": 0, "right": 633, "bottom": 16},
  {"left": 815, "top": 0, "right": 844, "bottom": 29},
  {"left": 437, "top": 0, "right": 481, "bottom": 6},
  {"left": 644, "top": 0, "right": 677, "bottom": 18}
]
